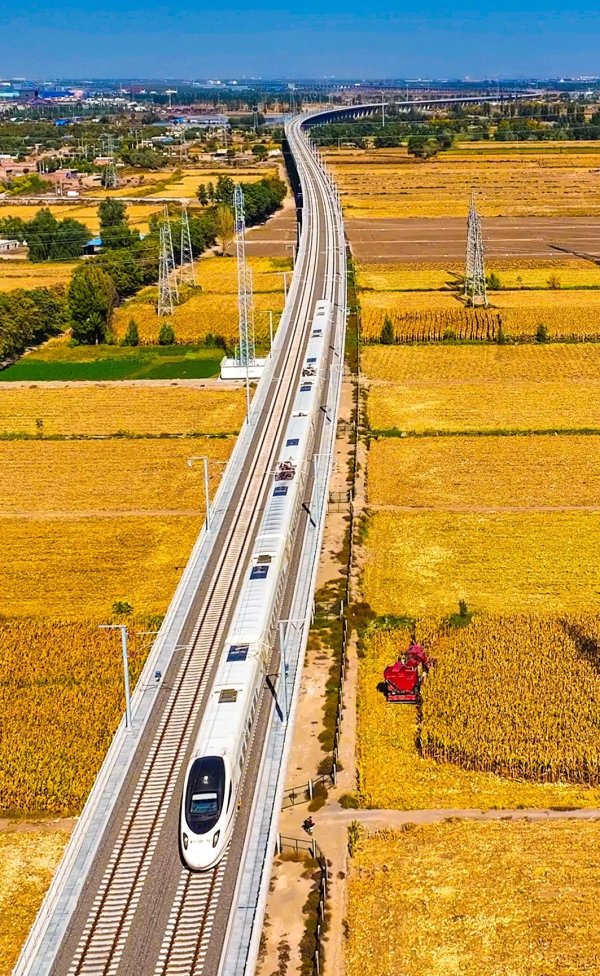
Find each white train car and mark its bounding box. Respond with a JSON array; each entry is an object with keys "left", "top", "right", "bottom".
[{"left": 180, "top": 299, "right": 332, "bottom": 870}]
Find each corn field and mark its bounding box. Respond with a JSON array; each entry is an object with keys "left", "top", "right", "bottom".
[
  {"left": 420, "top": 615, "right": 600, "bottom": 784},
  {"left": 0, "top": 620, "right": 151, "bottom": 813}
]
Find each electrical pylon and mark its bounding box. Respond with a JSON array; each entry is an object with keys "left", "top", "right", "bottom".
[
  {"left": 179, "top": 202, "right": 195, "bottom": 286},
  {"left": 234, "top": 183, "right": 255, "bottom": 366},
  {"left": 158, "top": 206, "right": 178, "bottom": 317},
  {"left": 103, "top": 135, "right": 118, "bottom": 190},
  {"left": 464, "top": 192, "right": 488, "bottom": 307}
]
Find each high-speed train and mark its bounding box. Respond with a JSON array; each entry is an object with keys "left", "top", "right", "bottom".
[{"left": 180, "top": 299, "right": 332, "bottom": 870}]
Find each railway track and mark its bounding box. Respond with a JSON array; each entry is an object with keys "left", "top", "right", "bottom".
[{"left": 19, "top": 113, "right": 345, "bottom": 976}]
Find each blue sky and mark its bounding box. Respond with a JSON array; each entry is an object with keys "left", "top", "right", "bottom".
[{"left": 2, "top": 0, "right": 599, "bottom": 79}]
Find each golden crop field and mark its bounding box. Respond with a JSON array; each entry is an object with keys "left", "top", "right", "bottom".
[
  {"left": 0, "top": 829, "right": 70, "bottom": 974},
  {"left": 144, "top": 167, "right": 278, "bottom": 199},
  {"left": 356, "top": 258, "right": 600, "bottom": 292},
  {"left": 0, "top": 260, "right": 77, "bottom": 292},
  {"left": 368, "top": 380, "right": 600, "bottom": 432},
  {"left": 362, "top": 510, "right": 600, "bottom": 616},
  {"left": 0, "top": 514, "right": 198, "bottom": 619},
  {"left": 420, "top": 615, "right": 600, "bottom": 783},
  {"left": 346, "top": 820, "right": 600, "bottom": 976},
  {"left": 114, "top": 255, "right": 288, "bottom": 344},
  {"left": 116, "top": 290, "right": 285, "bottom": 345},
  {"left": 0, "top": 437, "right": 232, "bottom": 515},
  {"left": 0, "top": 385, "right": 244, "bottom": 437},
  {"left": 360, "top": 287, "right": 600, "bottom": 340},
  {"left": 367, "top": 433, "right": 600, "bottom": 509},
  {"left": 0, "top": 621, "right": 153, "bottom": 811},
  {"left": 326, "top": 145, "right": 600, "bottom": 218},
  {"left": 356, "top": 627, "right": 600, "bottom": 809},
  {"left": 364, "top": 344, "right": 600, "bottom": 432},
  {"left": 362, "top": 340, "right": 600, "bottom": 383},
  {"left": 0, "top": 201, "right": 167, "bottom": 236}
]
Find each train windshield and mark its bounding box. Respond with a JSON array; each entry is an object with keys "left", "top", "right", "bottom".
[
  {"left": 185, "top": 756, "right": 225, "bottom": 833},
  {"left": 190, "top": 792, "right": 218, "bottom": 816}
]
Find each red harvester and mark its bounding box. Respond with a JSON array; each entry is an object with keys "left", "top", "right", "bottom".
[{"left": 383, "top": 643, "right": 431, "bottom": 703}]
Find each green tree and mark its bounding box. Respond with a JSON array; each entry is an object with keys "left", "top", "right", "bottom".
[
  {"left": 98, "top": 198, "right": 134, "bottom": 250},
  {"left": 25, "top": 208, "right": 89, "bottom": 262},
  {"left": 4, "top": 172, "right": 52, "bottom": 196},
  {"left": 123, "top": 318, "right": 140, "bottom": 346},
  {"left": 214, "top": 175, "right": 235, "bottom": 204},
  {"left": 196, "top": 182, "right": 209, "bottom": 205},
  {"left": 158, "top": 321, "right": 175, "bottom": 345},
  {"left": 380, "top": 315, "right": 395, "bottom": 344},
  {"left": 251, "top": 143, "right": 268, "bottom": 161},
  {"left": 68, "top": 264, "right": 117, "bottom": 344},
  {"left": 487, "top": 272, "right": 502, "bottom": 290}
]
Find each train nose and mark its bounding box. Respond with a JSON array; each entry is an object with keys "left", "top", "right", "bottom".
[{"left": 183, "top": 833, "right": 222, "bottom": 871}]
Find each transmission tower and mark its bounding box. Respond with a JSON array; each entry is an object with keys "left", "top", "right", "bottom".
[
  {"left": 464, "top": 192, "right": 488, "bottom": 307},
  {"left": 179, "top": 203, "right": 195, "bottom": 286},
  {"left": 102, "top": 135, "right": 118, "bottom": 190},
  {"left": 234, "top": 183, "right": 255, "bottom": 367},
  {"left": 158, "top": 206, "right": 179, "bottom": 317}
]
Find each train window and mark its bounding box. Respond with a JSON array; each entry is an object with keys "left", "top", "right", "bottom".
[
  {"left": 307, "top": 357, "right": 317, "bottom": 363},
  {"left": 300, "top": 384, "right": 312, "bottom": 392},
  {"left": 219, "top": 689, "right": 238, "bottom": 703},
  {"left": 257, "top": 554, "right": 272, "bottom": 564},
  {"left": 273, "top": 485, "right": 288, "bottom": 497},
  {"left": 286, "top": 437, "right": 299, "bottom": 446},
  {"left": 250, "top": 565, "right": 269, "bottom": 580},
  {"left": 312, "top": 330, "right": 322, "bottom": 337},
  {"left": 190, "top": 792, "right": 218, "bottom": 816},
  {"left": 227, "top": 644, "right": 249, "bottom": 662}
]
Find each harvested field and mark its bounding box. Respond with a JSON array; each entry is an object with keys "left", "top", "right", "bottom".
[
  {"left": 327, "top": 145, "right": 600, "bottom": 219},
  {"left": 346, "top": 820, "right": 600, "bottom": 976},
  {"left": 346, "top": 215, "right": 600, "bottom": 262},
  {"left": 0, "top": 829, "right": 69, "bottom": 974},
  {"left": 356, "top": 628, "right": 600, "bottom": 809},
  {"left": 0, "top": 513, "right": 198, "bottom": 619},
  {"left": 368, "top": 433, "right": 600, "bottom": 510},
  {"left": 0, "top": 385, "right": 244, "bottom": 437},
  {"left": 0, "top": 438, "right": 232, "bottom": 515},
  {"left": 362, "top": 510, "right": 600, "bottom": 615},
  {"left": 245, "top": 204, "right": 298, "bottom": 258}
]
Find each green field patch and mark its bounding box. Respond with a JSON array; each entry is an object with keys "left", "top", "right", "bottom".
[{"left": 0, "top": 345, "right": 223, "bottom": 382}]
